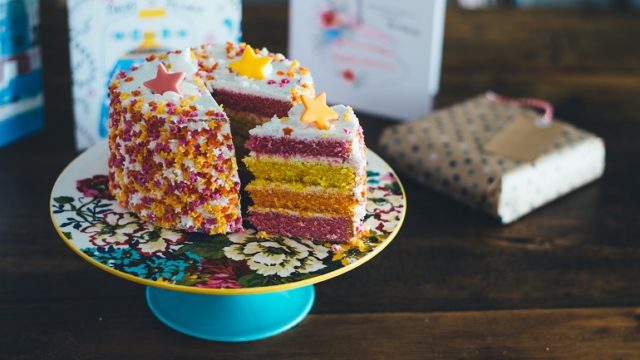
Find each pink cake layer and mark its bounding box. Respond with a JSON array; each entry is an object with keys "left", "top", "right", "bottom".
[
  {"left": 249, "top": 210, "right": 355, "bottom": 243},
  {"left": 212, "top": 89, "right": 291, "bottom": 118},
  {"left": 245, "top": 136, "right": 352, "bottom": 160}
]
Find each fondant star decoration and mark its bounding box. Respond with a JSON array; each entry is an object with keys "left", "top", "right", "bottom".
[
  {"left": 143, "top": 63, "right": 185, "bottom": 95},
  {"left": 301, "top": 92, "right": 338, "bottom": 130},
  {"left": 229, "top": 45, "right": 273, "bottom": 80}
]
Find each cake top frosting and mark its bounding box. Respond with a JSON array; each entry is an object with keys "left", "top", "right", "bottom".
[
  {"left": 194, "top": 42, "right": 315, "bottom": 103},
  {"left": 110, "top": 42, "right": 315, "bottom": 123},
  {"left": 110, "top": 48, "right": 226, "bottom": 122},
  {"left": 249, "top": 101, "right": 361, "bottom": 141}
]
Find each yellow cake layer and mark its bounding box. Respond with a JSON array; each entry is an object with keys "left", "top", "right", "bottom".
[
  {"left": 243, "top": 156, "right": 356, "bottom": 190},
  {"left": 246, "top": 181, "right": 358, "bottom": 216}
]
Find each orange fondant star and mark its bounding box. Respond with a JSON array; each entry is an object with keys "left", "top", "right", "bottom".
[
  {"left": 229, "top": 45, "right": 273, "bottom": 80},
  {"left": 300, "top": 92, "right": 338, "bottom": 130},
  {"left": 143, "top": 63, "right": 185, "bottom": 95}
]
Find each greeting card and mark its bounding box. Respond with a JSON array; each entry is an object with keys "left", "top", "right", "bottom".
[
  {"left": 289, "top": 0, "right": 445, "bottom": 120},
  {"left": 67, "top": 0, "right": 242, "bottom": 149}
]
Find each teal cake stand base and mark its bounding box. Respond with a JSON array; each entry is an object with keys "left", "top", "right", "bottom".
[{"left": 146, "top": 285, "right": 315, "bottom": 342}]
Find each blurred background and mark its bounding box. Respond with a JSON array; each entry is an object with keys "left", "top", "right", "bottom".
[
  {"left": 2, "top": 1, "right": 640, "bottom": 358},
  {"left": 2, "top": 0, "right": 638, "bottom": 151},
  {"left": 251, "top": 0, "right": 640, "bottom": 8}
]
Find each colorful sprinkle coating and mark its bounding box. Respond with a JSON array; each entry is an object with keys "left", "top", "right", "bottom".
[{"left": 108, "top": 49, "right": 242, "bottom": 235}]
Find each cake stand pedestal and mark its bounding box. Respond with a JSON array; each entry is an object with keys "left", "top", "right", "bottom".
[
  {"left": 50, "top": 141, "right": 406, "bottom": 342},
  {"left": 146, "top": 285, "right": 314, "bottom": 341}
]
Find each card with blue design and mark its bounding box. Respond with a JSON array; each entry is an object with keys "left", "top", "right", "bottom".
[{"left": 67, "top": 0, "right": 242, "bottom": 149}]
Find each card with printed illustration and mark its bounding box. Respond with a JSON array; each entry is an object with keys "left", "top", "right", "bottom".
[
  {"left": 289, "top": 0, "right": 446, "bottom": 121},
  {"left": 67, "top": 0, "right": 242, "bottom": 149}
]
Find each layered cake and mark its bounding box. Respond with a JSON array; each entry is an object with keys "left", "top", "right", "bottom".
[
  {"left": 193, "top": 43, "right": 315, "bottom": 154},
  {"left": 243, "top": 93, "right": 367, "bottom": 243},
  {"left": 108, "top": 49, "right": 243, "bottom": 234},
  {"left": 108, "top": 42, "right": 367, "bottom": 242}
]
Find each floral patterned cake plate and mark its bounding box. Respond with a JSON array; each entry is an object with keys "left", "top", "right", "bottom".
[{"left": 50, "top": 141, "right": 406, "bottom": 342}]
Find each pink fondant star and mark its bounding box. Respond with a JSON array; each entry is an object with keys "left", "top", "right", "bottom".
[{"left": 143, "top": 63, "right": 185, "bottom": 95}]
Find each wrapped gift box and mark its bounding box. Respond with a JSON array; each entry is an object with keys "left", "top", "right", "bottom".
[
  {"left": 289, "top": 0, "right": 446, "bottom": 120},
  {"left": 379, "top": 94, "right": 605, "bottom": 223}
]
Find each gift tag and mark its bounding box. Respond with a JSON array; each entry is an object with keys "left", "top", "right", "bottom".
[{"left": 484, "top": 114, "right": 565, "bottom": 161}]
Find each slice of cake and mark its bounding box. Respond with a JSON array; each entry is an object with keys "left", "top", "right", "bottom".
[
  {"left": 193, "top": 43, "right": 315, "bottom": 154},
  {"left": 243, "top": 93, "right": 367, "bottom": 243},
  {"left": 108, "top": 48, "right": 243, "bottom": 234}
]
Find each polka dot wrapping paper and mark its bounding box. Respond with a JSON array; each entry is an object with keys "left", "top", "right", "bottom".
[{"left": 379, "top": 94, "right": 605, "bottom": 223}]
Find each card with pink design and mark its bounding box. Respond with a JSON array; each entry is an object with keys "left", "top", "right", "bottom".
[{"left": 289, "top": 0, "right": 446, "bottom": 120}]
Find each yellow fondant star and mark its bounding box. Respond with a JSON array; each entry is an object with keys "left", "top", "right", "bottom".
[
  {"left": 300, "top": 92, "right": 339, "bottom": 130},
  {"left": 228, "top": 45, "right": 273, "bottom": 80}
]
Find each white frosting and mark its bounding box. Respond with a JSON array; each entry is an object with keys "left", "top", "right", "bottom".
[
  {"left": 198, "top": 43, "right": 314, "bottom": 102},
  {"left": 113, "top": 44, "right": 315, "bottom": 121},
  {"left": 250, "top": 104, "right": 360, "bottom": 141},
  {"left": 167, "top": 50, "right": 198, "bottom": 74},
  {"left": 116, "top": 48, "right": 223, "bottom": 120}
]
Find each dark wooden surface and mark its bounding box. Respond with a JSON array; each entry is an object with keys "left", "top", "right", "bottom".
[{"left": 1, "top": 3, "right": 640, "bottom": 359}]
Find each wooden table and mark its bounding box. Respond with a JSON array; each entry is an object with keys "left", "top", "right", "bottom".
[{"left": 2, "top": 4, "right": 639, "bottom": 359}]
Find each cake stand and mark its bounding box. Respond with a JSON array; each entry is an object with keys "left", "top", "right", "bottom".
[{"left": 50, "top": 141, "right": 406, "bottom": 342}]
